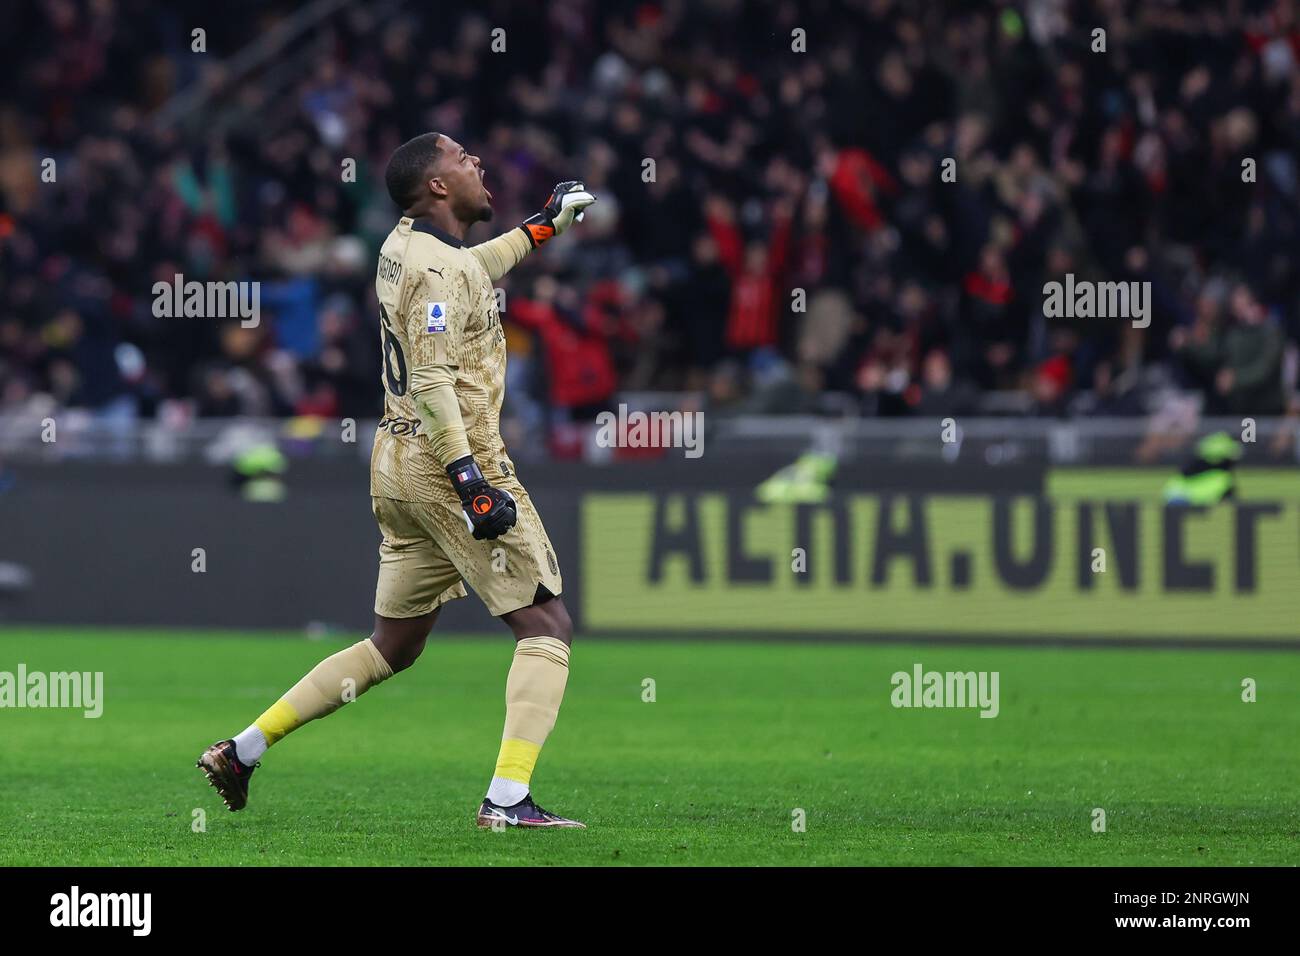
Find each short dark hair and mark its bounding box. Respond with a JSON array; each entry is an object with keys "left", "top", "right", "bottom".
[{"left": 384, "top": 132, "right": 443, "bottom": 210}]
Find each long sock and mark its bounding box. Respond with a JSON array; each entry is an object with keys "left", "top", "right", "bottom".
[
  {"left": 232, "top": 638, "right": 393, "bottom": 764},
  {"left": 486, "top": 636, "right": 570, "bottom": 806}
]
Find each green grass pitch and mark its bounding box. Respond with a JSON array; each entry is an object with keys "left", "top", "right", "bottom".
[{"left": 1, "top": 629, "right": 1297, "bottom": 866}]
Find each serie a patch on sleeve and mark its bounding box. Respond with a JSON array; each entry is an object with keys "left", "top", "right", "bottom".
[{"left": 427, "top": 301, "right": 447, "bottom": 333}]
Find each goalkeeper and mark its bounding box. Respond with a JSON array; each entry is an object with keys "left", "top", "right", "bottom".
[{"left": 199, "top": 133, "right": 595, "bottom": 830}]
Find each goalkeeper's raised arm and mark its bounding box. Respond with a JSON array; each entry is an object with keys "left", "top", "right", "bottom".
[{"left": 469, "top": 180, "right": 597, "bottom": 281}]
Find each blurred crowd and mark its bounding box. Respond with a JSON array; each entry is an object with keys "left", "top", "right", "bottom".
[{"left": 4, "top": 0, "right": 1300, "bottom": 457}]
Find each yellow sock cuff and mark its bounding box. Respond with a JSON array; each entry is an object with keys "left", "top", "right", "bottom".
[
  {"left": 494, "top": 737, "right": 543, "bottom": 785},
  {"left": 254, "top": 698, "right": 301, "bottom": 745},
  {"left": 255, "top": 638, "right": 394, "bottom": 746}
]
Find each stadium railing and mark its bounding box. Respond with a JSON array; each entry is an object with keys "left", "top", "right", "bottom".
[{"left": 0, "top": 411, "right": 1295, "bottom": 466}]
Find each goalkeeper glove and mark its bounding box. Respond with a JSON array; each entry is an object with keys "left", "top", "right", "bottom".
[
  {"left": 447, "top": 456, "right": 517, "bottom": 540},
  {"left": 520, "top": 181, "right": 596, "bottom": 247}
]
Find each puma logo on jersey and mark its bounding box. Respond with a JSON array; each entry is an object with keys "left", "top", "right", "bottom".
[{"left": 427, "top": 267, "right": 444, "bottom": 278}]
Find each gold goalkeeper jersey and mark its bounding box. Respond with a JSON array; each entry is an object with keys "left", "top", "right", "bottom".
[{"left": 370, "top": 217, "right": 515, "bottom": 503}]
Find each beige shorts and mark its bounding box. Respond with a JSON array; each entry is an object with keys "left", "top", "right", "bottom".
[{"left": 372, "top": 481, "right": 562, "bottom": 619}]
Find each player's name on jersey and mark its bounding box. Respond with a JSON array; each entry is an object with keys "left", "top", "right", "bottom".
[{"left": 378, "top": 252, "right": 402, "bottom": 284}]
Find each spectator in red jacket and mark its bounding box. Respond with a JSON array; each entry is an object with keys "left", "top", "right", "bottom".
[
  {"left": 508, "top": 278, "right": 618, "bottom": 419},
  {"left": 707, "top": 198, "right": 794, "bottom": 354},
  {"left": 824, "top": 145, "right": 897, "bottom": 233}
]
